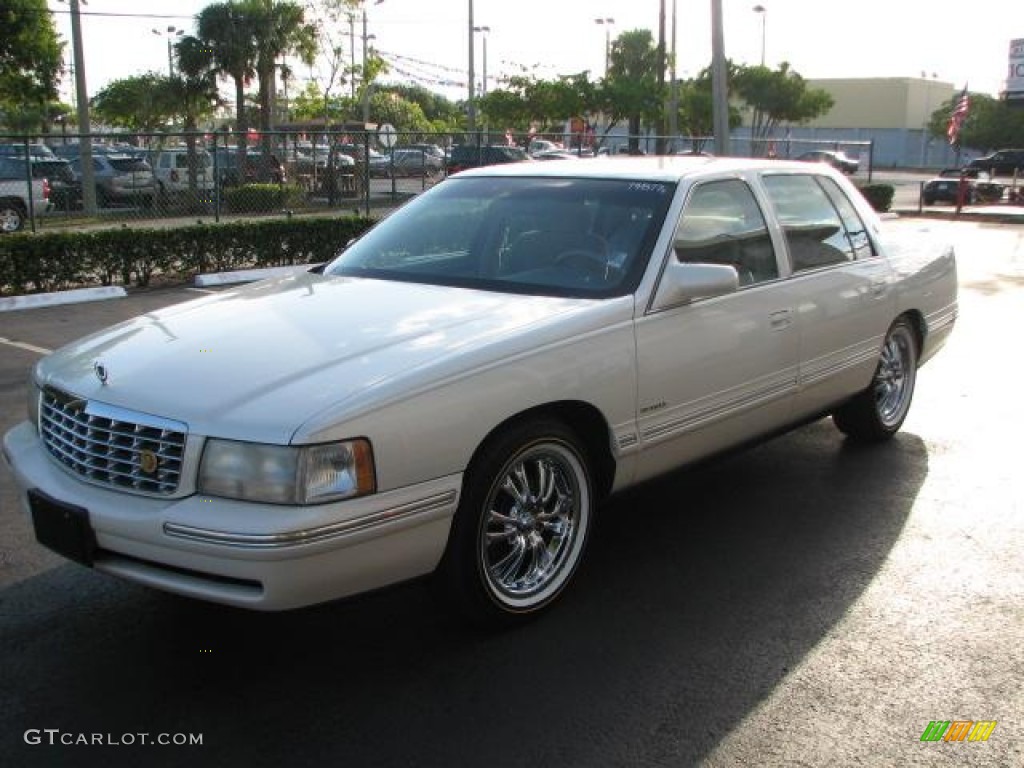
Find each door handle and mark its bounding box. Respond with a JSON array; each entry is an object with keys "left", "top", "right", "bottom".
[{"left": 769, "top": 309, "right": 792, "bottom": 330}]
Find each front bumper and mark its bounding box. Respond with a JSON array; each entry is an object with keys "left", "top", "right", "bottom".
[{"left": 3, "top": 421, "right": 460, "bottom": 610}]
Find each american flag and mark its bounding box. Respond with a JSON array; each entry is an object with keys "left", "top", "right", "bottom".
[{"left": 947, "top": 86, "right": 970, "bottom": 146}]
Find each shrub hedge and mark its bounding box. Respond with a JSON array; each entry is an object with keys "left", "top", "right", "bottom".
[
  {"left": 858, "top": 184, "right": 895, "bottom": 213},
  {"left": 223, "top": 183, "right": 305, "bottom": 213},
  {"left": 0, "top": 215, "right": 375, "bottom": 296}
]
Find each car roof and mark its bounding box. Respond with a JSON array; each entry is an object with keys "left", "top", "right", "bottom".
[{"left": 451, "top": 155, "right": 831, "bottom": 183}]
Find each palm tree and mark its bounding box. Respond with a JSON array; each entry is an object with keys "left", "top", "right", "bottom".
[
  {"left": 242, "top": 0, "right": 317, "bottom": 146},
  {"left": 173, "top": 35, "right": 221, "bottom": 206},
  {"left": 197, "top": 2, "right": 257, "bottom": 151}
]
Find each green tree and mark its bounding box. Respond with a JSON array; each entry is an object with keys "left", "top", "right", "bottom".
[
  {"left": 171, "top": 35, "right": 222, "bottom": 203},
  {"left": 929, "top": 92, "right": 1024, "bottom": 152},
  {"left": 197, "top": 2, "right": 258, "bottom": 148},
  {"left": 672, "top": 71, "right": 743, "bottom": 149},
  {"left": 600, "top": 30, "right": 664, "bottom": 153},
  {"left": 289, "top": 80, "right": 352, "bottom": 125},
  {"left": 0, "top": 0, "right": 63, "bottom": 132},
  {"left": 478, "top": 73, "right": 599, "bottom": 135},
  {"left": 368, "top": 91, "right": 431, "bottom": 134},
  {"left": 383, "top": 84, "right": 461, "bottom": 127},
  {"left": 91, "top": 74, "right": 178, "bottom": 132},
  {"left": 242, "top": 0, "right": 318, "bottom": 142},
  {"left": 732, "top": 62, "right": 833, "bottom": 156}
]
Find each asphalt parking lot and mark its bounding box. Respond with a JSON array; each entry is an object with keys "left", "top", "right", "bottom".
[{"left": 0, "top": 218, "right": 1021, "bottom": 767}]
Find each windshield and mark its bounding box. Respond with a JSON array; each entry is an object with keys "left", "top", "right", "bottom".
[{"left": 325, "top": 176, "right": 674, "bottom": 298}]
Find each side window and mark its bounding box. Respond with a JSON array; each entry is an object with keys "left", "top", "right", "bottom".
[
  {"left": 762, "top": 174, "right": 853, "bottom": 272},
  {"left": 674, "top": 178, "right": 778, "bottom": 286},
  {"left": 817, "top": 176, "right": 876, "bottom": 259}
]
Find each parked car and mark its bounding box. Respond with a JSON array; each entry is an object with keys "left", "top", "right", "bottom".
[
  {"left": 149, "top": 148, "right": 215, "bottom": 203},
  {"left": 447, "top": 144, "right": 530, "bottom": 174},
  {"left": 406, "top": 143, "right": 447, "bottom": 161},
  {"left": 212, "top": 147, "right": 286, "bottom": 187},
  {"left": 68, "top": 153, "right": 157, "bottom": 208},
  {"left": 532, "top": 149, "right": 580, "bottom": 161},
  {"left": 922, "top": 167, "right": 1004, "bottom": 206},
  {"left": 0, "top": 156, "right": 78, "bottom": 210},
  {"left": 0, "top": 159, "right": 50, "bottom": 232},
  {"left": 2, "top": 158, "right": 958, "bottom": 626},
  {"left": 966, "top": 149, "right": 1024, "bottom": 177},
  {"left": 0, "top": 143, "right": 57, "bottom": 161},
  {"left": 528, "top": 139, "right": 564, "bottom": 157},
  {"left": 372, "top": 148, "right": 445, "bottom": 177},
  {"left": 31, "top": 158, "right": 80, "bottom": 210},
  {"left": 796, "top": 149, "right": 859, "bottom": 174}
]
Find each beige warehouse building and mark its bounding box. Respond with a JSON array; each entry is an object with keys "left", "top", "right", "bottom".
[{"left": 786, "top": 77, "right": 962, "bottom": 168}]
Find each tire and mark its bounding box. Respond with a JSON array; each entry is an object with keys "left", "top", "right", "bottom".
[
  {"left": 833, "top": 318, "right": 918, "bottom": 441},
  {"left": 438, "top": 419, "right": 594, "bottom": 626},
  {"left": 0, "top": 200, "right": 26, "bottom": 233}
]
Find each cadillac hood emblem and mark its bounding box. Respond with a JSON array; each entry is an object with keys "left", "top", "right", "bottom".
[{"left": 94, "top": 361, "right": 109, "bottom": 385}]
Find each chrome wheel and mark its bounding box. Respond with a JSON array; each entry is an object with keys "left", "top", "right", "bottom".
[
  {"left": 479, "top": 440, "right": 588, "bottom": 608},
  {"left": 0, "top": 204, "right": 25, "bottom": 233},
  {"left": 833, "top": 318, "right": 918, "bottom": 441},
  {"left": 439, "top": 419, "right": 594, "bottom": 624},
  {"left": 873, "top": 324, "right": 916, "bottom": 428}
]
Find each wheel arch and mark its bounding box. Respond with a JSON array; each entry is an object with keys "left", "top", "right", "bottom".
[
  {"left": 466, "top": 400, "right": 618, "bottom": 501},
  {"left": 897, "top": 309, "right": 926, "bottom": 362}
]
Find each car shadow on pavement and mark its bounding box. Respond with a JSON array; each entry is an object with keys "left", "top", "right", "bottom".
[{"left": 0, "top": 420, "right": 927, "bottom": 767}]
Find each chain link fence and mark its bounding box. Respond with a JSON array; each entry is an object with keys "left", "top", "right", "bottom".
[{"left": 1, "top": 129, "right": 875, "bottom": 234}]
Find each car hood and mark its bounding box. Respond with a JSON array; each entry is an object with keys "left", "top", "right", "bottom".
[{"left": 35, "top": 273, "right": 598, "bottom": 443}]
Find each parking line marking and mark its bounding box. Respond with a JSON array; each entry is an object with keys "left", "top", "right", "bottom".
[
  {"left": 0, "top": 337, "right": 52, "bottom": 355},
  {"left": 186, "top": 288, "right": 218, "bottom": 294}
]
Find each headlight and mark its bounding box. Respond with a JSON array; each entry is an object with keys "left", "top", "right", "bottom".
[{"left": 199, "top": 438, "right": 375, "bottom": 505}]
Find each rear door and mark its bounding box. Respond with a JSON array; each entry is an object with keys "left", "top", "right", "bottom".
[{"left": 759, "top": 172, "right": 894, "bottom": 418}]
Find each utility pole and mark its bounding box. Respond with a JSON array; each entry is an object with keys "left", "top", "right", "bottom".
[
  {"left": 361, "top": 10, "right": 370, "bottom": 124},
  {"left": 668, "top": 0, "right": 678, "bottom": 149},
  {"left": 711, "top": 0, "right": 730, "bottom": 156},
  {"left": 69, "top": 0, "right": 97, "bottom": 214},
  {"left": 467, "top": 0, "right": 476, "bottom": 133},
  {"left": 657, "top": 0, "right": 666, "bottom": 153}
]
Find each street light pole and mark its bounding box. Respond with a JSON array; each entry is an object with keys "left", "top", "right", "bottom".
[
  {"left": 152, "top": 26, "right": 183, "bottom": 77},
  {"left": 594, "top": 17, "right": 614, "bottom": 77},
  {"left": 668, "top": 0, "right": 678, "bottom": 147},
  {"left": 473, "top": 26, "right": 490, "bottom": 96},
  {"left": 752, "top": 5, "right": 766, "bottom": 66},
  {"left": 467, "top": 0, "right": 476, "bottom": 133}
]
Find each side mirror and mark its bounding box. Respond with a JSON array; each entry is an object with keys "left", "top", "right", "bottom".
[{"left": 651, "top": 259, "right": 739, "bottom": 310}]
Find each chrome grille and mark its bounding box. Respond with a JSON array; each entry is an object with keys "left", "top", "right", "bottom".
[{"left": 39, "top": 389, "right": 187, "bottom": 495}]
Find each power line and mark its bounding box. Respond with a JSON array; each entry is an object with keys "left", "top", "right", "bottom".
[{"left": 48, "top": 9, "right": 196, "bottom": 21}]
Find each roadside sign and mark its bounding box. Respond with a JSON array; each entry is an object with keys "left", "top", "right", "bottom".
[
  {"left": 1007, "top": 39, "right": 1024, "bottom": 101},
  {"left": 378, "top": 123, "right": 397, "bottom": 148}
]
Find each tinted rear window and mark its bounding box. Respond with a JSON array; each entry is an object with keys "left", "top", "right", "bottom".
[{"left": 109, "top": 157, "right": 151, "bottom": 172}]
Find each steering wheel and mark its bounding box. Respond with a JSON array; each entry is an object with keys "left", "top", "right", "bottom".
[
  {"left": 553, "top": 249, "right": 610, "bottom": 277},
  {"left": 553, "top": 234, "right": 611, "bottom": 278}
]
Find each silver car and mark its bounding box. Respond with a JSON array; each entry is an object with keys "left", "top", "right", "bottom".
[{"left": 70, "top": 154, "right": 157, "bottom": 208}]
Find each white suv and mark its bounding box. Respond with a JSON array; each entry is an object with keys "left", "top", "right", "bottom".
[{"left": 151, "top": 148, "right": 214, "bottom": 203}]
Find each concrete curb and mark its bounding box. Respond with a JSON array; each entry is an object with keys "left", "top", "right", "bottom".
[
  {"left": 194, "top": 264, "right": 320, "bottom": 287},
  {"left": 0, "top": 285, "right": 127, "bottom": 313}
]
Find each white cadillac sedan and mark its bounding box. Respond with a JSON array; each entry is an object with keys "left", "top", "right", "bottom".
[{"left": 2, "top": 157, "right": 957, "bottom": 625}]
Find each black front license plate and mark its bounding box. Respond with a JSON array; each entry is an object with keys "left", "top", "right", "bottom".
[{"left": 29, "top": 490, "right": 97, "bottom": 566}]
